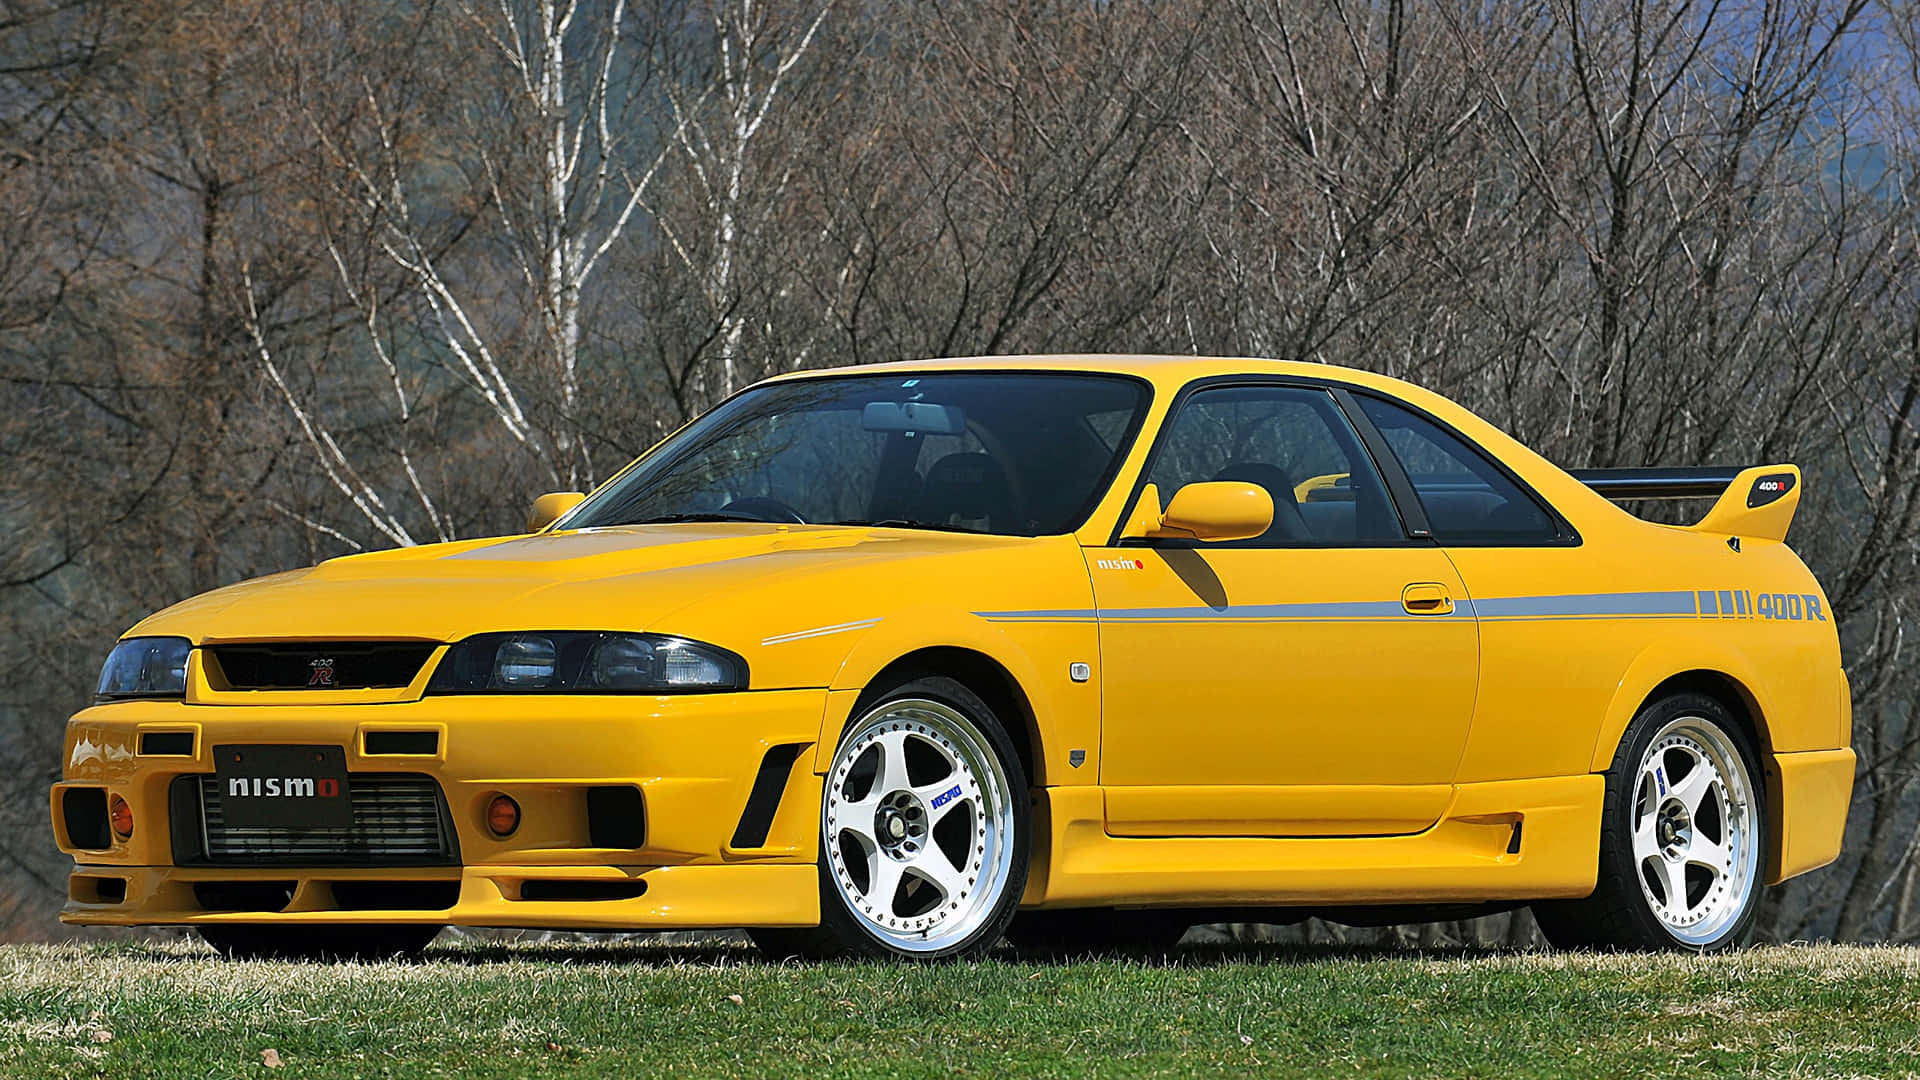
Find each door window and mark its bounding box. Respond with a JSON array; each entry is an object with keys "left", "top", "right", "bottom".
[{"left": 1145, "top": 386, "right": 1402, "bottom": 543}]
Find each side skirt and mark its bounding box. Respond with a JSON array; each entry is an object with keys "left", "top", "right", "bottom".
[{"left": 1024, "top": 775, "right": 1602, "bottom": 909}]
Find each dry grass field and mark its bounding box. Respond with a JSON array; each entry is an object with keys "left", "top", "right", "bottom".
[{"left": 0, "top": 939, "right": 1914, "bottom": 1077}]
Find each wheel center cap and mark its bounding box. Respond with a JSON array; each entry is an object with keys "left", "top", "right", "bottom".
[
  {"left": 874, "top": 790, "right": 928, "bottom": 859},
  {"left": 1657, "top": 799, "right": 1692, "bottom": 856}
]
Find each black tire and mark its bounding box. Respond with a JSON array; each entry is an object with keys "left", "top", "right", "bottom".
[
  {"left": 752, "top": 676, "right": 1030, "bottom": 961},
  {"left": 1004, "top": 908, "right": 1188, "bottom": 957},
  {"left": 197, "top": 923, "right": 441, "bottom": 961},
  {"left": 1533, "top": 692, "right": 1767, "bottom": 952}
]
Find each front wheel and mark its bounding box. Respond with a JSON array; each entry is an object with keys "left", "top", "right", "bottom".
[
  {"left": 1534, "top": 692, "right": 1766, "bottom": 951},
  {"left": 751, "top": 676, "right": 1029, "bottom": 960}
]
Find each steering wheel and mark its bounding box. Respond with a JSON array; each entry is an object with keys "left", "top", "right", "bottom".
[{"left": 718, "top": 496, "right": 807, "bottom": 524}]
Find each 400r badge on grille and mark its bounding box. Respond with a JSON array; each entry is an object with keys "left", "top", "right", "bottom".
[{"left": 51, "top": 355, "right": 1855, "bottom": 962}]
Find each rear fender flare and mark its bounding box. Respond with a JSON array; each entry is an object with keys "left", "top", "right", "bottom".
[{"left": 1588, "top": 635, "right": 1769, "bottom": 775}]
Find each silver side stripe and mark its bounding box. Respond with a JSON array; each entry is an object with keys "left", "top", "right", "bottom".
[
  {"left": 761, "top": 618, "right": 881, "bottom": 646},
  {"left": 1098, "top": 599, "right": 1454, "bottom": 622},
  {"left": 972, "top": 602, "right": 1449, "bottom": 623},
  {"left": 1472, "top": 591, "right": 1697, "bottom": 621},
  {"left": 975, "top": 590, "right": 1707, "bottom": 624},
  {"left": 968, "top": 608, "right": 1099, "bottom": 623}
]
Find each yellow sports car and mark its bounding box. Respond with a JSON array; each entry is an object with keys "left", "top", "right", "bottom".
[{"left": 51, "top": 355, "right": 1853, "bottom": 959}]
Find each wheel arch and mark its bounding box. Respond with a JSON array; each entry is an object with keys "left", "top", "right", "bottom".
[
  {"left": 819, "top": 612, "right": 1069, "bottom": 788},
  {"left": 1589, "top": 640, "right": 1775, "bottom": 776},
  {"left": 1590, "top": 645, "right": 1786, "bottom": 885},
  {"left": 848, "top": 647, "right": 1041, "bottom": 788},
  {"left": 1633, "top": 670, "right": 1771, "bottom": 759}
]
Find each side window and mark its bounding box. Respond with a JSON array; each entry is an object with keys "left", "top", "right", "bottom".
[
  {"left": 1354, "top": 395, "right": 1561, "bottom": 544},
  {"left": 1145, "top": 385, "right": 1401, "bottom": 544}
]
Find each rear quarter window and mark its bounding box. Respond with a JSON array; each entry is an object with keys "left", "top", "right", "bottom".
[{"left": 1355, "top": 395, "right": 1563, "bottom": 544}]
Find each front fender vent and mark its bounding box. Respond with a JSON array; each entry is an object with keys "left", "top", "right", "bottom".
[{"left": 730, "top": 744, "right": 807, "bottom": 849}]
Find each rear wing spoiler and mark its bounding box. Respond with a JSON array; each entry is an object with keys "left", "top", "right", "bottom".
[{"left": 1569, "top": 465, "right": 1802, "bottom": 542}]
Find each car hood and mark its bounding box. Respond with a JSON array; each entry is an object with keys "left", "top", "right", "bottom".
[{"left": 131, "top": 524, "right": 1012, "bottom": 644}]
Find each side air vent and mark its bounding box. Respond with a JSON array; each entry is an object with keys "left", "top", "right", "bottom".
[
  {"left": 61, "top": 788, "right": 111, "bottom": 850},
  {"left": 518, "top": 879, "right": 647, "bottom": 902},
  {"left": 70, "top": 876, "right": 127, "bottom": 904},
  {"left": 194, "top": 881, "right": 296, "bottom": 912},
  {"left": 586, "top": 786, "right": 646, "bottom": 849},
  {"left": 207, "top": 642, "right": 436, "bottom": 691},
  {"left": 139, "top": 732, "right": 194, "bottom": 756},
  {"left": 730, "top": 744, "right": 806, "bottom": 849},
  {"left": 330, "top": 880, "right": 459, "bottom": 910},
  {"left": 364, "top": 731, "right": 439, "bottom": 756}
]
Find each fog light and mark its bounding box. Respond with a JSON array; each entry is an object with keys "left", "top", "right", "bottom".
[
  {"left": 107, "top": 794, "right": 133, "bottom": 839},
  {"left": 487, "top": 794, "right": 520, "bottom": 837}
]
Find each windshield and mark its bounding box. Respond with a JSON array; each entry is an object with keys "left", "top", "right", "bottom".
[{"left": 564, "top": 372, "right": 1151, "bottom": 536}]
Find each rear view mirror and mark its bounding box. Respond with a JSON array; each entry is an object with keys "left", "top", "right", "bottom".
[
  {"left": 1129, "top": 481, "right": 1273, "bottom": 543},
  {"left": 862, "top": 401, "right": 966, "bottom": 435},
  {"left": 526, "top": 491, "right": 586, "bottom": 533}
]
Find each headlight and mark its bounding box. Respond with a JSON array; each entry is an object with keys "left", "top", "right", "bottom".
[
  {"left": 96, "top": 637, "right": 192, "bottom": 700},
  {"left": 426, "top": 632, "right": 748, "bottom": 693},
  {"left": 494, "top": 634, "right": 560, "bottom": 688}
]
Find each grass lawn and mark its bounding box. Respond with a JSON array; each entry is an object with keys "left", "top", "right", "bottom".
[{"left": 0, "top": 939, "right": 1915, "bottom": 1077}]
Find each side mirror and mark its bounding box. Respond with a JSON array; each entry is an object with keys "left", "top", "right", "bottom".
[
  {"left": 526, "top": 491, "right": 586, "bottom": 533},
  {"left": 1121, "top": 481, "right": 1272, "bottom": 543}
]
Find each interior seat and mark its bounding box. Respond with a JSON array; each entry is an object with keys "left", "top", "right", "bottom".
[{"left": 919, "top": 452, "right": 1016, "bottom": 531}]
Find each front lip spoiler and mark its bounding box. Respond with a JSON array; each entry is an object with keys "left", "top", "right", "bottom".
[{"left": 61, "top": 863, "right": 822, "bottom": 931}]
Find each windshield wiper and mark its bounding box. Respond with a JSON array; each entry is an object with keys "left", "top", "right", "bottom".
[{"left": 830, "top": 518, "right": 986, "bottom": 534}]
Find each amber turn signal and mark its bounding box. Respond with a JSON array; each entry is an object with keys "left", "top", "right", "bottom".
[
  {"left": 107, "top": 794, "right": 134, "bottom": 839},
  {"left": 486, "top": 794, "right": 520, "bottom": 837}
]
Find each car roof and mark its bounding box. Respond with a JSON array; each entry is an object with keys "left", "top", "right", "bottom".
[{"left": 763, "top": 354, "right": 1411, "bottom": 395}]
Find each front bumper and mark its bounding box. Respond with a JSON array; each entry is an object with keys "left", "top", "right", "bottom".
[{"left": 52, "top": 690, "right": 828, "bottom": 929}]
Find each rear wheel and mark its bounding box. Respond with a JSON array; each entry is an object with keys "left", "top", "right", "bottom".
[
  {"left": 197, "top": 924, "right": 440, "bottom": 961},
  {"left": 1534, "top": 692, "right": 1766, "bottom": 951},
  {"left": 751, "top": 676, "right": 1029, "bottom": 961}
]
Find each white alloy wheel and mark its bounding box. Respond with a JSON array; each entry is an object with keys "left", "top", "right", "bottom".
[
  {"left": 823, "top": 697, "right": 1017, "bottom": 954},
  {"left": 1629, "top": 715, "right": 1762, "bottom": 946}
]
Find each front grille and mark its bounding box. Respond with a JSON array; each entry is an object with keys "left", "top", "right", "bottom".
[
  {"left": 171, "top": 774, "right": 459, "bottom": 867},
  {"left": 207, "top": 642, "right": 436, "bottom": 690}
]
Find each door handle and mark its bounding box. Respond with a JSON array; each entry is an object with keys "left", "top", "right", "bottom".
[{"left": 1402, "top": 582, "right": 1455, "bottom": 615}]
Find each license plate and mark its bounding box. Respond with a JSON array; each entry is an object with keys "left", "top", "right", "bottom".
[{"left": 212, "top": 745, "right": 352, "bottom": 829}]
